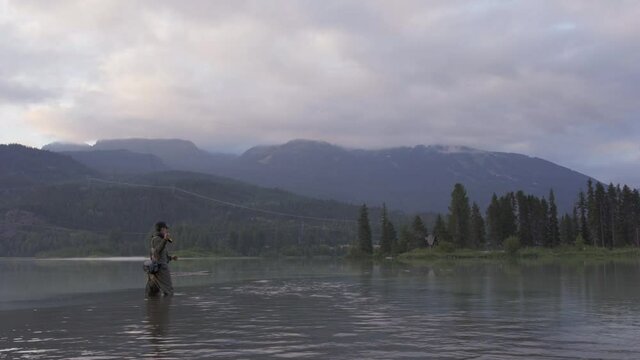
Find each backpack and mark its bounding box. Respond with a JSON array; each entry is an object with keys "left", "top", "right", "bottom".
[{"left": 143, "top": 259, "right": 160, "bottom": 274}]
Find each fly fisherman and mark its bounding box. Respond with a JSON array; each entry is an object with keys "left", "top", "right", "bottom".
[{"left": 145, "top": 221, "right": 178, "bottom": 297}]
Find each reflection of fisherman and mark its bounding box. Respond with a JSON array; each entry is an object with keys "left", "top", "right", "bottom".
[
  {"left": 145, "top": 221, "right": 178, "bottom": 297},
  {"left": 146, "top": 297, "right": 171, "bottom": 355}
]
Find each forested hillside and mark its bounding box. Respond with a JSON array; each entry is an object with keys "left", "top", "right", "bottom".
[
  {"left": 0, "top": 170, "right": 399, "bottom": 257},
  {"left": 61, "top": 150, "right": 170, "bottom": 174},
  {"left": 4, "top": 144, "right": 635, "bottom": 259},
  {"left": 0, "top": 144, "right": 96, "bottom": 188}
]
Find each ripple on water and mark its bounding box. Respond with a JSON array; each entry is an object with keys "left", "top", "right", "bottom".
[{"left": 2, "top": 262, "right": 640, "bottom": 359}]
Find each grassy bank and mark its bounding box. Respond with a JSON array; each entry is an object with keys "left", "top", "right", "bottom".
[
  {"left": 518, "top": 245, "right": 640, "bottom": 260},
  {"left": 397, "top": 245, "right": 640, "bottom": 262}
]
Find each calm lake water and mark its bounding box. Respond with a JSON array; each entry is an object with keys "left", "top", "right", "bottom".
[{"left": 1, "top": 257, "right": 640, "bottom": 359}]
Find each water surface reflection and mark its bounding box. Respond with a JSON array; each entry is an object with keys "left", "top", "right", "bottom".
[
  {"left": 1, "top": 258, "right": 639, "bottom": 359},
  {"left": 145, "top": 297, "right": 172, "bottom": 358}
]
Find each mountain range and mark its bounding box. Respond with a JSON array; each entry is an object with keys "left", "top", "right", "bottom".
[{"left": 43, "top": 138, "right": 593, "bottom": 212}]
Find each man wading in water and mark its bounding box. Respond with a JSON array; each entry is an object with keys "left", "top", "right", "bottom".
[{"left": 146, "top": 221, "right": 178, "bottom": 297}]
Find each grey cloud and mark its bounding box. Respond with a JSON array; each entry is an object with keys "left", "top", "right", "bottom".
[
  {"left": 0, "top": 80, "right": 54, "bottom": 103},
  {"left": 2, "top": 0, "right": 640, "bottom": 185}
]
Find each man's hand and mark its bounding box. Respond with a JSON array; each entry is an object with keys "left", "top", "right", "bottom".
[{"left": 171, "top": 256, "right": 179, "bottom": 261}]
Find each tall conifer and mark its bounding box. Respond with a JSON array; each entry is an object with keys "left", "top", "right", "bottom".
[
  {"left": 448, "top": 183, "right": 471, "bottom": 248},
  {"left": 548, "top": 190, "right": 560, "bottom": 247},
  {"left": 357, "top": 204, "right": 373, "bottom": 254},
  {"left": 577, "top": 191, "right": 590, "bottom": 244},
  {"left": 486, "top": 194, "right": 501, "bottom": 248},
  {"left": 470, "top": 202, "right": 485, "bottom": 248},
  {"left": 411, "top": 215, "right": 428, "bottom": 249},
  {"left": 433, "top": 214, "right": 449, "bottom": 245},
  {"left": 594, "top": 182, "right": 606, "bottom": 247},
  {"left": 378, "top": 204, "right": 398, "bottom": 255}
]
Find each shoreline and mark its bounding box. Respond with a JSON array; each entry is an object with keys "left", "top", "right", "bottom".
[
  {"left": 4, "top": 246, "right": 640, "bottom": 262},
  {"left": 396, "top": 246, "right": 640, "bottom": 262}
]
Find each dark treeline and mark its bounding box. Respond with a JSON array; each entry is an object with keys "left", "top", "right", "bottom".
[
  {"left": 0, "top": 175, "right": 363, "bottom": 257},
  {"left": 356, "top": 180, "right": 640, "bottom": 256},
  {"left": 353, "top": 203, "right": 430, "bottom": 257},
  {"left": 0, "top": 144, "right": 96, "bottom": 188},
  {"left": 3, "top": 168, "right": 638, "bottom": 258}
]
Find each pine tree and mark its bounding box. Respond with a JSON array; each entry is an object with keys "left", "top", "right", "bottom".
[
  {"left": 516, "top": 191, "right": 532, "bottom": 247},
  {"left": 577, "top": 191, "right": 590, "bottom": 244},
  {"left": 606, "top": 183, "right": 618, "bottom": 248},
  {"left": 594, "top": 182, "right": 606, "bottom": 247},
  {"left": 379, "top": 204, "right": 393, "bottom": 255},
  {"left": 411, "top": 215, "right": 428, "bottom": 249},
  {"left": 559, "top": 214, "right": 575, "bottom": 245},
  {"left": 396, "top": 225, "right": 411, "bottom": 254},
  {"left": 470, "top": 202, "right": 485, "bottom": 249},
  {"left": 357, "top": 204, "right": 373, "bottom": 254},
  {"left": 448, "top": 183, "right": 471, "bottom": 249},
  {"left": 531, "top": 197, "right": 548, "bottom": 247},
  {"left": 619, "top": 185, "right": 635, "bottom": 246},
  {"left": 571, "top": 206, "right": 579, "bottom": 245},
  {"left": 587, "top": 179, "right": 600, "bottom": 246},
  {"left": 388, "top": 221, "right": 398, "bottom": 254},
  {"left": 486, "top": 194, "right": 501, "bottom": 248},
  {"left": 433, "top": 214, "right": 449, "bottom": 245},
  {"left": 547, "top": 190, "right": 560, "bottom": 247},
  {"left": 541, "top": 198, "right": 549, "bottom": 245},
  {"left": 499, "top": 193, "right": 518, "bottom": 246},
  {"left": 633, "top": 189, "right": 640, "bottom": 247}
]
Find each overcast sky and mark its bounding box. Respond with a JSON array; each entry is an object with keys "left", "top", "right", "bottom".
[{"left": 1, "top": 0, "right": 639, "bottom": 185}]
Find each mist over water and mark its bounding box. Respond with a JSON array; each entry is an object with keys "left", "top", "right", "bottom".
[{"left": 1, "top": 258, "right": 640, "bottom": 359}]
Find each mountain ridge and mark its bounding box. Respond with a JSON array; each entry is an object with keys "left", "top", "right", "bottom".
[
  {"left": 40, "top": 138, "right": 594, "bottom": 212},
  {"left": 0, "top": 144, "right": 96, "bottom": 188}
]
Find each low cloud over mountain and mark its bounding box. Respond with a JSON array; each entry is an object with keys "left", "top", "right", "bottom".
[{"left": 43, "top": 138, "right": 592, "bottom": 212}]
